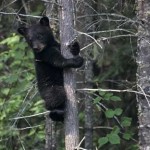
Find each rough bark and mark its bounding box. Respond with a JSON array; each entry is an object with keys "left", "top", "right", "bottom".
[
  {"left": 83, "top": 1, "right": 94, "bottom": 149},
  {"left": 45, "top": 114, "right": 56, "bottom": 150},
  {"left": 84, "top": 60, "right": 93, "bottom": 150},
  {"left": 58, "top": 0, "right": 79, "bottom": 150},
  {"left": 137, "top": 0, "right": 150, "bottom": 149}
]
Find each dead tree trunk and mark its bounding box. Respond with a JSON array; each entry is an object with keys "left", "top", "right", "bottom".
[
  {"left": 84, "top": 60, "right": 93, "bottom": 150},
  {"left": 58, "top": 0, "right": 79, "bottom": 150},
  {"left": 137, "top": 0, "right": 150, "bottom": 149},
  {"left": 76, "top": 1, "right": 94, "bottom": 148},
  {"left": 45, "top": 115, "right": 56, "bottom": 150},
  {"left": 83, "top": 1, "right": 94, "bottom": 150},
  {"left": 45, "top": 2, "right": 57, "bottom": 150},
  {"left": 76, "top": 0, "right": 95, "bottom": 150}
]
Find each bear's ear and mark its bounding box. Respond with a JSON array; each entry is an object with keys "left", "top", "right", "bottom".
[
  {"left": 40, "top": 16, "right": 49, "bottom": 26},
  {"left": 17, "top": 27, "right": 28, "bottom": 36}
]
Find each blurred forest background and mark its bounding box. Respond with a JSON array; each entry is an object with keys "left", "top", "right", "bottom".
[{"left": 0, "top": 0, "right": 139, "bottom": 150}]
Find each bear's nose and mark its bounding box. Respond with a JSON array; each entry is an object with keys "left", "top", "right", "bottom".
[
  {"left": 33, "top": 44, "right": 39, "bottom": 51},
  {"left": 33, "top": 48, "right": 39, "bottom": 51},
  {"left": 33, "top": 44, "right": 38, "bottom": 49}
]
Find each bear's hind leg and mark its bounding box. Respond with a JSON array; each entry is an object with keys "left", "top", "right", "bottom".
[
  {"left": 49, "top": 101, "right": 65, "bottom": 122},
  {"left": 43, "top": 86, "right": 66, "bottom": 122},
  {"left": 49, "top": 109, "right": 64, "bottom": 122}
]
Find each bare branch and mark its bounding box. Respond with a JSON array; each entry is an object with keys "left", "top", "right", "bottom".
[
  {"left": 77, "top": 88, "right": 150, "bottom": 98},
  {"left": 10, "top": 111, "right": 50, "bottom": 120},
  {"left": 0, "top": 11, "right": 58, "bottom": 20}
]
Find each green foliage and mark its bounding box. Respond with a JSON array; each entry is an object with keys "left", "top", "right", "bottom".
[
  {"left": 98, "top": 137, "right": 109, "bottom": 148},
  {"left": 123, "top": 133, "right": 132, "bottom": 140},
  {"left": 94, "top": 91, "right": 122, "bottom": 104},
  {"left": 104, "top": 108, "right": 123, "bottom": 118},
  {"left": 98, "top": 129, "right": 121, "bottom": 148},
  {"left": 121, "top": 117, "right": 132, "bottom": 127},
  {"left": 114, "top": 108, "right": 123, "bottom": 116},
  {"left": 107, "top": 133, "right": 120, "bottom": 144},
  {"left": 93, "top": 91, "right": 135, "bottom": 149},
  {"left": 0, "top": 33, "right": 45, "bottom": 149},
  {"left": 105, "top": 109, "right": 115, "bottom": 118}
]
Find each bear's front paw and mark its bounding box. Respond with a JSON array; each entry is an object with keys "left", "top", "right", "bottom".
[
  {"left": 69, "top": 40, "right": 80, "bottom": 56},
  {"left": 73, "top": 56, "right": 84, "bottom": 68}
]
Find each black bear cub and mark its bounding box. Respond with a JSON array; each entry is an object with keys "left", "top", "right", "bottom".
[{"left": 17, "top": 16, "right": 83, "bottom": 122}]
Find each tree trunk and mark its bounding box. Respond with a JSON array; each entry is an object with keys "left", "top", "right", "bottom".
[
  {"left": 83, "top": 1, "right": 94, "bottom": 150},
  {"left": 84, "top": 60, "right": 93, "bottom": 150},
  {"left": 137, "top": 0, "right": 150, "bottom": 149},
  {"left": 58, "top": 0, "right": 79, "bottom": 150},
  {"left": 45, "top": 114, "right": 56, "bottom": 150}
]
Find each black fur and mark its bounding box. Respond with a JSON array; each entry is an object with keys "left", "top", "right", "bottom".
[{"left": 17, "top": 16, "right": 83, "bottom": 122}]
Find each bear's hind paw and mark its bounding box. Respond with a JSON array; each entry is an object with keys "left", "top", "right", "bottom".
[{"left": 49, "top": 109, "right": 64, "bottom": 122}]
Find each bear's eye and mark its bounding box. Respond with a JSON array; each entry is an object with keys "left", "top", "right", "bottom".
[{"left": 28, "top": 38, "right": 32, "bottom": 44}]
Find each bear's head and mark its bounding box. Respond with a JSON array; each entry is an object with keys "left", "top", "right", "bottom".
[{"left": 18, "top": 16, "right": 54, "bottom": 53}]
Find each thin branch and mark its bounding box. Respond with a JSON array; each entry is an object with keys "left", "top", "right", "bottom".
[
  {"left": 77, "top": 31, "right": 103, "bottom": 49},
  {"left": 102, "top": 34, "right": 137, "bottom": 40},
  {"left": 75, "top": 136, "right": 85, "bottom": 150},
  {"left": 13, "top": 124, "right": 43, "bottom": 131},
  {"left": 87, "top": 28, "right": 136, "bottom": 35},
  {"left": 10, "top": 111, "right": 50, "bottom": 120},
  {"left": 77, "top": 13, "right": 136, "bottom": 23},
  {"left": 79, "top": 126, "right": 112, "bottom": 130},
  {"left": 0, "top": 0, "right": 17, "bottom": 11},
  {"left": 0, "top": 11, "right": 58, "bottom": 20},
  {"left": 77, "top": 88, "right": 150, "bottom": 98}
]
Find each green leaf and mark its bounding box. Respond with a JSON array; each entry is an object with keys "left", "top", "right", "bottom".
[
  {"left": 121, "top": 117, "right": 132, "bottom": 127},
  {"left": 16, "top": 42, "right": 28, "bottom": 50},
  {"left": 111, "top": 126, "right": 120, "bottom": 134},
  {"left": 26, "top": 73, "right": 34, "bottom": 81},
  {"left": 106, "top": 93, "right": 113, "bottom": 97},
  {"left": 128, "top": 144, "right": 139, "bottom": 150},
  {"left": 33, "top": 100, "right": 43, "bottom": 106},
  {"left": 94, "top": 97, "right": 102, "bottom": 104},
  {"left": 1, "top": 88, "right": 10, "bottom": 95},
  {"left": 15, "top": 50, "right": 25, "bottom": 59},
  {"left": 110, "top": 96, "right": 121, "bottom": 101},
  {"left": 0, "top": 34, "right": 20, "bottom": 45},
  {"left": 104, "top": 93, "right": 113, "bottom": 101},
  {"left": 99, "top": 91, "right": 106, "bottom": 96},
  {"left": 37, "top": 131, "right": 45, "bottom": 139},
  {"left": 79, "top": 112, "right": 84, "bottom": 120},
  {"left": 105, "top": 109, "right": 115, "bottom": 118},
  {"left": 28, "top": 129, "right": 36, "bottom": 136},
  {"left": 98, "top": 137, "right": 108, "bottom": 148},
  {"left": 107, "top": 133, "right": 120, "bottom": 144},
  {"left": 5, "top": 75, "right": 18, "bottom": 84},
  {"left": 0, "top": 112, "right": 6, "bottom": 120},
  {"left": 123, "top": 133, "right": 132, "bottom": 140},
  {"left": 114, "top": 108, "right": 123, "bottom": 116}
]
